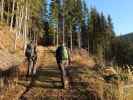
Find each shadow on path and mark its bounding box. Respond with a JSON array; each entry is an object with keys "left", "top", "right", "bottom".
[
  {"left": 18, "top": 65, "right": 102, "bottom": 100},
  {"left": 19, "top": 66, "right": 63, "bottom": 100}
]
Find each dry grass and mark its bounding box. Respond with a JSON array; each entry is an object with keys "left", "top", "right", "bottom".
[
  {"left": 0, "top": 26, "right": 24, "bottom": 52},
  {"left": 71, "top": 49, "right": 95, "bottom": 68},
  {"left": 0, "top": 25, "right": 24, "bottom": 66}
]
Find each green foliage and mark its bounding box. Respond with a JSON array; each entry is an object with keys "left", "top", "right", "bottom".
[
  {"left": 111, "top": 38, "right": 133, "bottom": 65},
  {"left": 43, "top": 1, "right": 118, "bottom": 65},
  {"left": 88, "top": 8, "right": 115, "bottom": 62}
]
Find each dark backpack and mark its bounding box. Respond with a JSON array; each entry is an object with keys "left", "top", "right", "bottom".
[
  {"left": 25, "top": 44, "right": 34, "bottom": 58},
  {"left": 56, "top": 46, "right": 68, "bottom": 61},
  {"left": 56, "top": 46, "right": 62, "bottom": 61}
]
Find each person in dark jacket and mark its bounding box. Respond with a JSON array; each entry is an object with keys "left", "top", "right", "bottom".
[
  {"left": 56, "top": 43, "right": 71, "bottom": 89},
  {"left": 25, "top": 41, "right": 37, "bottom": 79}
]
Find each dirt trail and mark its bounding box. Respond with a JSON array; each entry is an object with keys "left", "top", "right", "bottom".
[{"left": 18, "top": 46, "right": 94, "bottom": 100}]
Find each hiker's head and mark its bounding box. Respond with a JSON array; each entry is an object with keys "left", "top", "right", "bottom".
[
  {"left": 29, "top": 40, "right": 33, "bottom": 44},
  {"left": 59, "top": 36, "right": 64, "bottom": 44},
  {"left": 59, "top": 42, "right": 66, "bottom": 47},
  {"left": 61, "top": 43, "right": 65, "bottom": 47}
]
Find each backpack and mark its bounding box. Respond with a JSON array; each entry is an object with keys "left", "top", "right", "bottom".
[
  {"left": 56, "top": 46, "right": 69, "bottom": 61},
  {"left": 25, "top": 44, "right": 34, "bottom": 58},
  {"left": 61, "top": 46, "right": 69, "bottom": 60}
]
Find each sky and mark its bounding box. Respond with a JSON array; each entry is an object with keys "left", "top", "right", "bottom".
[{"left": 85, "top": 0, "right": 133, "bottom": 35}]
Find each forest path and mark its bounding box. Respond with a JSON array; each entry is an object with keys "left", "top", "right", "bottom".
[{"left": 18, "top": 46, "right": 95, "bottom": 100}]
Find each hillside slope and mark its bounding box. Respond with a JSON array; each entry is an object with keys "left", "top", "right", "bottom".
[
  {"left": 120, "top": 32, "right": 133, "bottom": 42},
  {"left": 0, "top": 25, "right": 24, "bottom": 71},
  {"left": 0, "top": 25, "right": 24, "bottom": 52}
]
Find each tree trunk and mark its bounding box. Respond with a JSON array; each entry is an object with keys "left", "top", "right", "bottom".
[
  {"left": 0, "top": 0, "right": 4, "bottom": 22},
  {"left": 14, "top": 31, "right": 18, "bottom": 50},
  {"left": 88, "top": 35, "right": 89, "bottom": 55},
  {"left": 14, "top": 0, "right": 24, "bottom": 50},
  {"left": 19, "top": 6, "right": 24, "bottom": 36},
  {"left": 10, "top": 0, "right": 16, "bottom": 31},
  {"left": 14, "top": 1, "right": 19, "bottom": 51},
  {"left": 6, "top": 2, "right": 10, "bottom": 25},
  {"left": 56, "top": 22, "right": 59, "bottom": 47},
  {"left": 62, "top": 0, "right": 65, "bottom": 44},
  {"left": 78, "top": 32, "right": 81, "bottom": 48},
  {"left": 54, "top": 27, "right": 56, "bottom": 46},
  {"left": 62, "top": 14, "right": 65, "bottom": 44},
  {"left": 24, "top": 0, "right": 28, "bottom": 52},
  {"left": 70, "top": 25, "right": 73, "bottom": 51}
]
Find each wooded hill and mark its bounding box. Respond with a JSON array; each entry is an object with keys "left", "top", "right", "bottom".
[{"left": 120, "top": 32, "right": 133, "bottom": 42}]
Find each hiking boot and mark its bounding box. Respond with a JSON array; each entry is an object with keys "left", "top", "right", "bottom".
[
  {"left": 26, "top": 75, "right": 32, "bottom": 81},
  {"left": 63, "top": 80, "right": 69, "bottom": 89}
]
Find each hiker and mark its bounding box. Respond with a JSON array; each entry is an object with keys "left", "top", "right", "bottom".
[
  {"left": 56, "top": 43, "right": 71, "bottom": 89},
  {"left": 25, "top": 41, "right": 37, "bottom": 78}
]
